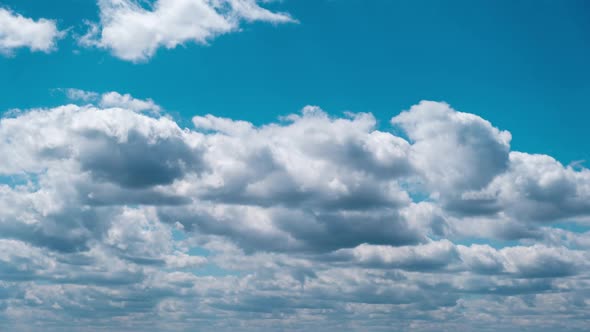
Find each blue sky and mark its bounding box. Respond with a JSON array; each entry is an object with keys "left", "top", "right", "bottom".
[
  {"left": 2, "top": 0, "right": 589, "bottom": 162},
  {"left": 1, "top": 1, "right": 590, "bottom": 331}
]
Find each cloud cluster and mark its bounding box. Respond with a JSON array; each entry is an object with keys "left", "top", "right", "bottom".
[
  {"left": 1, "top": 1, "right": 293, "bottom": 60},
  {"left": 1, "top": 97, "right": 590, "bottom": 331},
  {"left": 80, "top": 0, "right": 295, "bottom": 61},
  {"left": 0, "top": 8, "right": 63, "bottom": 55}
]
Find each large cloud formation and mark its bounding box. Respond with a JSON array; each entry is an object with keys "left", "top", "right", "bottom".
[
  {"left": 79, "top": 0, "right": 295, "bottom": 61},
  {"left": 1, "top": 97, "right": 589, "bottom": 331}
]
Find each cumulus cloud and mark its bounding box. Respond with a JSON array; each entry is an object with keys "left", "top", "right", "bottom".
[
  {"left": 0, "top": 8, "right": 63, "bottom": 55},
  {"left": 392, "top": 101, "right": 512, "bottom": 212},
  {"left": 79, "top": 0, "right": 295, "bottom": 61},
  {"left": 1, "top": 97, "right": 590, "bottom": 331}
]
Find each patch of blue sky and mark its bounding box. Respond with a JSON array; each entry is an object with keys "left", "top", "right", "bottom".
[
  {"left": 1, "top": 0, "right": 589, "bottom": 164},
  {"left": 454, "top": 237, "right": 521, "bottom": 250},
  {"left": 552, "top": 221, "right": 590, "bottom": 233},
  {"left": 0, "top": 174, "right": 37, "bottom": 188}
]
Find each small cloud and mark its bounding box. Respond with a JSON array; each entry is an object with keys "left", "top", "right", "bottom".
[
  {"left": 63, "top": 88, "right": 100, "bottom": 102},
  {"left": 99, "top": 91, "right": 161, "bottom": 114},
  {"left": 59, "top": 88, "right": 162, "bottom": 114},
  {"left": 0, "top": 8, "right": 64, "bottom": 55}
]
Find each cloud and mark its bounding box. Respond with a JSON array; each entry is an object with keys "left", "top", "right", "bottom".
[
  {"left": 64, "top": 88, "right": 99, "bottom": 102},
  {"left": 490, "top": 152, "right": 590, "bottom": 221},
  {"left": 99, "top": 91, "right": 162, "bottom": 113},
  {"left": 332, "top": 240, "right": 588, "bottom": 278},
  {"left": 1, "top": 97, "right": 590, "bottom": 330},
  {"left": 332, "top": 240, "right": 460, "bottom": 271},
  {"left": 79, "top": 0, "right": 295, "bottom": 62},
  {"left": 0, "top": 8, "right": 63, "bottom": 55},
  {"left": 392, "top": 101, "right": 511, "bottom": 207},
  {"left": 64, "top": 88, "right": 162, "bottom": 113}
]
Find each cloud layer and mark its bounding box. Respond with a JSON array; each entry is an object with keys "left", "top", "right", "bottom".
[{"left": 1, "top": 97, "right": 589, "bottom": 331}]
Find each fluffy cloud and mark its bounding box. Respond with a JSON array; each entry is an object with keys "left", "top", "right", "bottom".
[
  {"left": 1, "top": 97, "right": 590, "bottom": 331},
  {"left": 0, "top": 8, "right": 63, "bottom": 55},
  {"left": 79, "top": 0, "right": 295, "bottom": 61},
  {"left": 392, "top": 101, "right": 512, "bottom": 213}
]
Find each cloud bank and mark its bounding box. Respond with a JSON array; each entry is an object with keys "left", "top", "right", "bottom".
[
  {"left": 79, "top": 0, "right": 295, "bottom": 61},
  {"left": 1, "top": 97, "right": 589, "bottom": 331}
]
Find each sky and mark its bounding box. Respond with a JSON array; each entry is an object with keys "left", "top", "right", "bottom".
[{"left": 0, "top": 0, "right": 589, "bottom": 331}]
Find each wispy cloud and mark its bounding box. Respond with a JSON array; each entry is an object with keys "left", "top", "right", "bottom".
[{"left": 63, "top": 88, "right": 162, "bottom": 113}]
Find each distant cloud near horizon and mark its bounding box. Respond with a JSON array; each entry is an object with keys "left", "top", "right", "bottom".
[{"left": 1, "top": 95, "right": 589, "bottom": 331}]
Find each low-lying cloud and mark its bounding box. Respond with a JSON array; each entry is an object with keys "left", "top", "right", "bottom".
[{"left": 1, "top": 96, "right": 589, "bottom": 331}]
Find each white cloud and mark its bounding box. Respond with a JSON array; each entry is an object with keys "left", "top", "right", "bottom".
[
  {"left": 80, "top": 0, "right": 295, "bottom": 62},
  {"left": 490, "top": 152, "right": 590, "bottom": 221},
  {"left": 334, "top": 240, "right": 459, "bottom": 271},
  {"left": 64, "top": 88, "right": 99, "bottom": 102},
  {"left": 0, "top": 8, "right": 63, "bottom": 55},
  {"left": 99, "top": 91, "right": 162, "bottom": 113},
  {"left": 334, "top": 240, "right": 588, "bottom": 278},
  {"left": 392, "top": 101, "right": 512, "bottom": 195},
  {"left": 64, "top": 88, "right": 162, "bottom": 113}
]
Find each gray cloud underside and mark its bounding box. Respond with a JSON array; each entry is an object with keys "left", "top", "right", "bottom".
[{"left": 1, "top": 100, "right": 590, "bottom": 331}]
